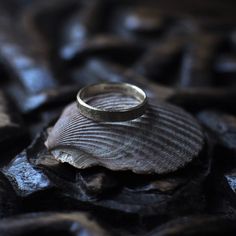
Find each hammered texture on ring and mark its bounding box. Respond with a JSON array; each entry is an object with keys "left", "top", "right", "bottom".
[{"left": 76, "top": 83, "right": 147, "bottom": 122}]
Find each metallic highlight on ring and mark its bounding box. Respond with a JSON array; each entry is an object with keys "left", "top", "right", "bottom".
[{"left": 76, "top": 83, "right": 147, "bottom": 122}]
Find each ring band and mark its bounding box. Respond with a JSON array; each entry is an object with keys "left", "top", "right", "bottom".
[{"left": 76, "top": 83, "right": 147, "bottom": 122}]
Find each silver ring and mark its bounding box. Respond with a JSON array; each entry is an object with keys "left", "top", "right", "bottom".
[{"left": 76, "top": 83, "right": 147, "bottom": 122}]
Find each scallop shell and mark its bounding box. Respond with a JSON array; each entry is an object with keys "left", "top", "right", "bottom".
[{"left": 45, "top": 94, "right": 204, "bottom": 174}]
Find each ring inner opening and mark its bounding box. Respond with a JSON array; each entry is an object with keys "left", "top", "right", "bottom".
[{"left": 85, "top": 92, "right": 140, "bottom": 112}]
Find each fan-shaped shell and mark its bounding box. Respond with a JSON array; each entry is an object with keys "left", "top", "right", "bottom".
[{"left": 45, "top": 94, "right": 204, "bottom": 174}]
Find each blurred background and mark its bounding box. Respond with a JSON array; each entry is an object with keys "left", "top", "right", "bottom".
[{"left": 0, "top": 0, "right": 236, "bottom": 109}]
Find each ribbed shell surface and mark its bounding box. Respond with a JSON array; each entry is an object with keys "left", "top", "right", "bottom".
[{"left": 45, "top": 95, "right": 204, "bottom": 174}]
